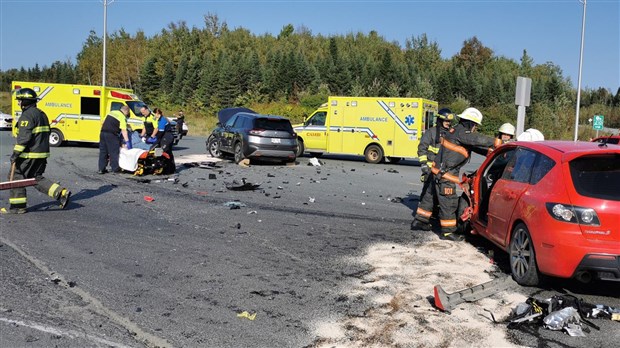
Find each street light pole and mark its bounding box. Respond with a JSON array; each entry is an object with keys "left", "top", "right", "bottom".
[
  {"left": 574, "top": 0, "right": 587, "bottom": 141},
  {"left": 102, "top": 0, "right": 115, "bottom": 88}
]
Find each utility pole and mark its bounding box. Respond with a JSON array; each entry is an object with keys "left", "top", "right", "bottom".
[
  {"left": 574, "top": 0, "right": 587, "bottom": 141},
  {"left": 102, "top": 0, "right": 115, "bottom": 87}
]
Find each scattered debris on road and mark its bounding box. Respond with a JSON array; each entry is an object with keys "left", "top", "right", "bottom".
[
  {"left": 433, "top": 276, "right": 515, "bottom": 313},
  {"left": 224, "top": 201, "right": 246, "bottom": 209},
  {"left": 505, "top": 294, "right": 618, "bottom": 336},
  {"left": 308, "top": 158, "right": 321, "bottom": 166},
  {"left": 237, "top": 311, "right": 257, "bottom": 321},
  {"left": 226, "top": 179, "right": 261, "bottom": 191}
]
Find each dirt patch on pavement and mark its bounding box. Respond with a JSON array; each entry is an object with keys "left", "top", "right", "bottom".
[{"left": 312, "top": 238, "right": 527, "bottom": 347}]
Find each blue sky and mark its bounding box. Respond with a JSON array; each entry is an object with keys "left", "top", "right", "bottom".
[{"left": 1, "top": 0, "right": 618, "bottom": 91}]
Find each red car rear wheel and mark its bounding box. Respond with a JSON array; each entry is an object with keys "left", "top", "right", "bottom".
[{"left": 509, "top": 223, "right": 540, "bottom": 286}]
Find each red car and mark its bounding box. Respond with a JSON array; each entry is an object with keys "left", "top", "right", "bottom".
[{"left": 458, "top": 141, "right": 620, "bottom": 286}]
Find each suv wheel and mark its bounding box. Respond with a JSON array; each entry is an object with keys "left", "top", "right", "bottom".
[
  {"left": 296, "top": 139, "right": 305, "bottom": 158},
  {"left": 207, "top": 137, "right": 221, "bottom": 158},
  {"left": 234, "top": 142, "right": 245, "bottom": 164}
]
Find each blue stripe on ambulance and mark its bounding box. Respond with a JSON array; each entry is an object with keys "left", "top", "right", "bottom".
[{"left": 376, "top": 100, "right": 417, "bottom": 136}]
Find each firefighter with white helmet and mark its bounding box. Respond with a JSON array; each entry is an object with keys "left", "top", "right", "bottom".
[
  {"left": 411, "top": 107, "right": 497, "bottom": 241},
  {"left": 497, "top": 123, "right": 515, "bottom": 143}
]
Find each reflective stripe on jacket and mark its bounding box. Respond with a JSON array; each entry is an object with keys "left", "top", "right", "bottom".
[
  {"left": 435, "top": 123, "right": 495, "bottom": 175},
  {"left": 14, "top": 105, "right": 50, "bottom": 159},
  {"left": 101, "top": 110, "right": 128, "bottom": 135},
  {"left": 418, "top": 125, "right": 448, "bottom": 165}
]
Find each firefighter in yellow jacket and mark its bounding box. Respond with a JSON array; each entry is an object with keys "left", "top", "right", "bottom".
[{"left": 2, "top": 88, "right": 71, "bottom": 214}]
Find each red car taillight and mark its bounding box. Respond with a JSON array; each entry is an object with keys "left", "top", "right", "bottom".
[{"left": 545, "top": 203, "right": 600, "bottom": 226}]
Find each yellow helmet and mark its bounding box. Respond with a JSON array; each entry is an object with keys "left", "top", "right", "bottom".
[
  {"left": 498, "top": 123, "right": 515, "bottom": 136},
  {"left": 458, "top": 107, "right": 483, "bottom": 125}
]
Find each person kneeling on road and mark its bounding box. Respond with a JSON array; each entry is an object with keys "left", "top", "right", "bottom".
[{"left": 2, "top": 88, "right": 71, "bottom": 214}]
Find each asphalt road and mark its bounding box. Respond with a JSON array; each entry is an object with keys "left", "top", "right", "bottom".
[{"left": 1, "top": 130, "right": 618, "bottom": 348}]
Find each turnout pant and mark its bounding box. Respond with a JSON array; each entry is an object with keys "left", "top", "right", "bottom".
[
  {"left": 436, "top": 178, "right": 458, "bottom": 233},
  {"left": 8, "top": 158, "right": 65, "bottom": 210},
  {"left": 99, "top": 131, "right": 121, "bottom": 172},
  {"left": 414, "top": 173, "right": 438, "bottom": 224}
]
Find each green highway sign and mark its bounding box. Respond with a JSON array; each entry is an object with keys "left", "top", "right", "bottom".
[{"left": 593, "top": 115, "right": 604, "bottom": 130}]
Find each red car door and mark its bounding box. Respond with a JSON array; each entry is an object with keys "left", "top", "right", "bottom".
[
  {"left": 486, "top": 148, "right": 538, "bottom": 247},
  {"left": 487, "top": 179, "right": 529, "bottom": 246}
]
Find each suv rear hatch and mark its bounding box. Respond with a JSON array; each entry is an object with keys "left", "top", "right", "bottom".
[
  {"left": 249, "top": 118, "right": 296, "bottom": 142},
  {"left": 565, "top": 152, "right": 620, "bottom": 242}
]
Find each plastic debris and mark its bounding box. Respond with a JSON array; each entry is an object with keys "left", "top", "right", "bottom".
[
  {"left": 237, "top": 311, "right": 256, "bottom": 321},
  {"left": 226, "top": 179, "right": 260, "bottom": 191},
  {"left": 308, "top": 197, "right": 315, "bottom": 203},
  {"left": 247, "top": 210, "right": 257, "bottom": 214},
  {"left": 308, "top": 157, "right": 321, "bottom": 166},
  {"left": 544, "top": 307, "right": 583, "bottom": 336},
  {"left": 387, "top": 168, "right": 399, "bottom": 173},
  {"left": 144, "top": 196, "right": 155, "bottom": 202},
  {"left": 224, "top": 201, "right": 246, "bottom": 209}
]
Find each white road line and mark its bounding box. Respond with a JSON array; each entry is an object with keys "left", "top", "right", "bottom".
[{"left": 0, "top": 317, "right": 132, "bottom": 348}]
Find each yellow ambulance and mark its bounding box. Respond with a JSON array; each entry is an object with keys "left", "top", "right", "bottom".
[
  {"left": 293, "top": 96, "right": 438, "bottom": 163},
  {"left": 11, "top": 81, "right": 147, "bottom": 146}
]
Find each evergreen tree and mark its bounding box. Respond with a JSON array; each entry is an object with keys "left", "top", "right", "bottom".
[{"left": 138, "top": 55, "right": 160, "bottom": 103}]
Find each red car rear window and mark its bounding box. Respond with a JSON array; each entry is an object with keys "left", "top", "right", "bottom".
[{"left": 569, "top": 154, "right": 620, "bottom": 201}]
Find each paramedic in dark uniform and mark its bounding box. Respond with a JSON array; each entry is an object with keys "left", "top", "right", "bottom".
[
  {"left": 411, "top": 108, "right": 454, "bottom": 230},
  {"left": 1, "top": 88, "right": 71, "bottom": 214},
  {"left": 148, "top": 108, "right": 175, "bottom": 167},
  {"left": 98, "top": 105, "right": 131, "bottom": 174}
]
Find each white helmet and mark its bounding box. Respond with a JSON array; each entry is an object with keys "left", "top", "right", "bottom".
[
  {"left": 498, "top": 123, "right": 515, "bottom": 136},
  {"left": 458, "top": 107, "right": 483, "bottom": 125},
  {"left": 517, "top": 128, "right": 545, "bottom": 141}
]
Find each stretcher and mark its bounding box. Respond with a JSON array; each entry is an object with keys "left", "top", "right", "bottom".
[{"left": 119, "top": 147, "right": 175, "bottom": 176}]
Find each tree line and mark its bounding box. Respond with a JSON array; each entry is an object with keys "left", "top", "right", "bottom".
[{"left": 1, "top": 14, "right": 618, "bottom": 138}]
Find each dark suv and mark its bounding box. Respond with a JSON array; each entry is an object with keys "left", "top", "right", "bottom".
[{"left": 208, "top": 109, "right": 297, "bottom": 163}]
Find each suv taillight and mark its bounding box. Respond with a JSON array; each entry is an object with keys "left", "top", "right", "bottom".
[
  {"left": 545, "top": 203, "right": 600, "bottom": 226},
  {"left": 249, "top": 129, "right": 264, "bottom": 135}
]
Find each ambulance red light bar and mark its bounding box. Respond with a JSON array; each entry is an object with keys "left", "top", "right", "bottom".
[{"left": 110, "top": 91, "right": 132, "bottom": 100}]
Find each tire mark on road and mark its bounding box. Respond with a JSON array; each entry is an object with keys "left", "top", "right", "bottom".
[{"left": 0, "top": 236, "right": 173, "bottom": 348}]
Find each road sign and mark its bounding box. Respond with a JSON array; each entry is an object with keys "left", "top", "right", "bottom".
[{"left": 593, "top": 115, "right": 604, "bottom": 130}]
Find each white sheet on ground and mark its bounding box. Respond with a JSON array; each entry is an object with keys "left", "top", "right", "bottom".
[{"left": 119, "top": 148, "right": 148, "bottom": 172}]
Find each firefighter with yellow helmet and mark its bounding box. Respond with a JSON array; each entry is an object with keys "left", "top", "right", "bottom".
[
  {"left": 411, "top": 107, "right": 496, "bottom": 241},
  {"left": 2, "top": 88, "right": 71, "bottom": 214}
]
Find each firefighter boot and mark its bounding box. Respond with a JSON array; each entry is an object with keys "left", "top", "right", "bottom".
[
  {"left": 441, "top": 232, "right": 465, "bottom": 242},
  {"left": 59, "top": 189, "right": 71, "bottom": 209},
  {"left": 1, "top": 207, "right": 27, "bottom": 214},
  {"left": 411, "top": 219, "right": 432, "bottom": 231}
]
